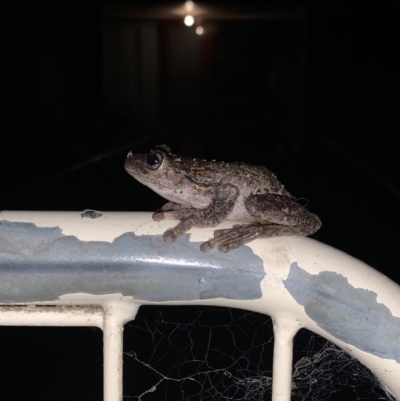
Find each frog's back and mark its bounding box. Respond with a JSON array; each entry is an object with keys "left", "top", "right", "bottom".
[{"left": 223, "top": 162, "right": 290, "bottom": 196}]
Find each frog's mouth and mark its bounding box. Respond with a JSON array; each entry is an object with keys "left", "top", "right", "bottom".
[{"left": 124, "top": 152, "right": 143, "bottom": 170}]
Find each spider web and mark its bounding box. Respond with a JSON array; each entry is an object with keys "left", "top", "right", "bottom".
[{"left": 123, "top": 306, "right": 395, "bottom": 401}]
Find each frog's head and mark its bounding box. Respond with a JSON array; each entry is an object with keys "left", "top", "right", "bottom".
[{"left": 124, "top": 145, "right": 189, "bottom": 191}]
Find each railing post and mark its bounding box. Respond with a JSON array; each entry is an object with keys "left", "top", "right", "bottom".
[
  {"left": 271, "top": 316, "right": 299, "bottom": 401},
  {"left": 103, "top": 302, "right": 140, "bottom": 401}
]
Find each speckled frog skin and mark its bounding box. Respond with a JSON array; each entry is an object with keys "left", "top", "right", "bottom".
[{"left": 125, "top": 145, "right": 321, "bottom": 253}]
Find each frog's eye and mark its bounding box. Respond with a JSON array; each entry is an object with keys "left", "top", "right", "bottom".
[{"left": 146, "top": 152, "right": 163, "bottom": 170}]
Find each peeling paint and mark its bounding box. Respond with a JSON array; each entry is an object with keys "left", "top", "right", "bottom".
[
  {"left": 284, "top": 262, "right": 400, "bottom": 362},
  {"left": 0, "top": 220, "right": 265, "bottom": 303},
  {"left": 81, "top": 210, "right": 103, "bottom": 219}
]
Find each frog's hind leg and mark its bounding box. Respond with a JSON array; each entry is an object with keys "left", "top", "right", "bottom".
[
  {"left": 202, "top": 223, "right": 315, "bottom": 253},
  {"left": 201, "top": 194, "right": 321, "bottom": 253},
  {"left": 201, "top": 224, "right": 265, "bottom": 253},
  {"left": 245, "top": 194, "right": 321, "bottom": 235}
]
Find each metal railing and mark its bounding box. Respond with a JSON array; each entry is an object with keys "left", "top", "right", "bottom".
[{"left": 1, "top": 211, "right": 399, "bottom": 401}]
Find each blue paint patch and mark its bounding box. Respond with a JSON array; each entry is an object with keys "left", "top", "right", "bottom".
[
  {"left": 284, "top": 262, "right": 400, "bottom": 362},
  {"left": 0, "top": 220, "right": 265, "bottom": 303}
]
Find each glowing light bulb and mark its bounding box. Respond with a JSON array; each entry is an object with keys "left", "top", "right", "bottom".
[
  {"left": 184, "top": 15, "right": 195, "bottom": 27},
  {"left": 196, "top": 26, "right": 204, "bottom": 35}
]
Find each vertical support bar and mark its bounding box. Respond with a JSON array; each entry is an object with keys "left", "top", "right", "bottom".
[
  {"left": 103, "top": 302, "right": 140, "bottom": 401},
  {"left": 103, "top": 313, "right": 124, "bottom": 401},
  {"left": 271, "top": 316, "right": 299, "bottom": 401}
]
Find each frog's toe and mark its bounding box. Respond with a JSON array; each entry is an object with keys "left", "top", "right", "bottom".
[
  {"left": 153, "top": 211, "right": 165, "bottom": 222},
  {"left": 163, "top": 229, "right": 177, "bottom": 243},
  {"left": 218, "top": 243, "right": 232, "bottom": 254},
  {"left": 153, "top": 210, "right": 183, "bottom": 221},
  {"left": 215, "top": 226, "right": 265, "bottom": 253},
  {"left": 217, "top": 236, "right": 246, "bottom": 253},
  {"left": 201, "top": 229, "right": 239, "bottom": 252},
  {"left": 200, "top": 241, "right": 215, "bottom": 253},
  {"left": 213, "top": 224, "right": 248, "bottom": 237},
  {"left": 213, "top": 228, "right": 231, "bottom": 237}
]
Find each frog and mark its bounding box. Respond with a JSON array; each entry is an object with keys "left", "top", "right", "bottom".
[{"left": 124, "top": 145, "right": 321, "bottom": 253}]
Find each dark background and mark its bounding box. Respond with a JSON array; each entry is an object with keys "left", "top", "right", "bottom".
[{"left": 0, "top": 2, "right": 399, "bottom": 400}]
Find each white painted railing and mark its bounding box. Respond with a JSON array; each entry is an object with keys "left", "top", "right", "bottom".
[{"left": 0, "top": 211, "right": 399, "bottom": 401}]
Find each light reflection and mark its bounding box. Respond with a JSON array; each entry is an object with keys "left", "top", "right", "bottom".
[
  {"left": 184, "top": 15, "right": 195, "bottom": 26},
  {"left": 185, "top": 0, "right": 194, "bottom": 12},
  {"left": 196, "top": 26, "right": 204, "bottom": 35},
  {"left": 134, "top": 257, "right": 221, "bottom": 269}
]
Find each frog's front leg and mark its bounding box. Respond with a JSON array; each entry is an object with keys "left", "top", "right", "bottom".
[
  {"left": 159, "top": 201, "right": 191, "bottom": 212},
  {"left": 201, "top": 194, "right": 321, "bottom": 253},
  {"left": 153, "top": 184, "right": 240, "bottom": 244}
]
